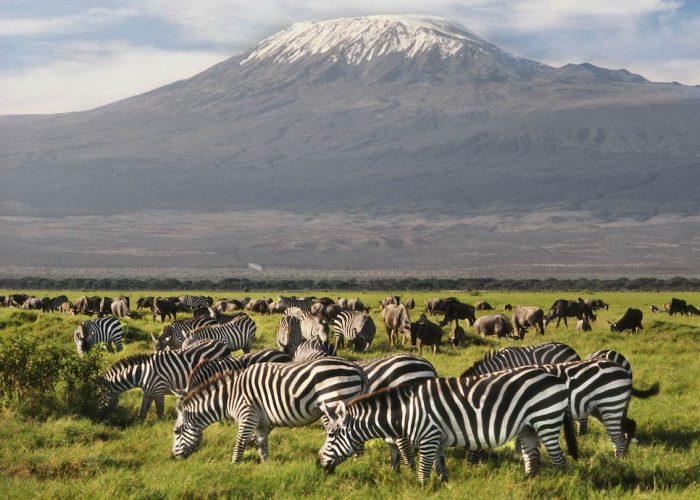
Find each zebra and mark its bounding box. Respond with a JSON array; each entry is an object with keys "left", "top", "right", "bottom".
[
  {"left": 460, "top": 358, "right": 659, "bottom": 455},
  {"left": 100, "top": 339, "right": 230, "bottom": 419},
  {"left": 318, "top": 366, "right": 578, "bottom": 483},
  {"left": 277, "top": 315, "right": 303, "bottom": 356},
  {"left": 461, "top": 342, "right": 581, "bottom": 377},
  {"left": 181, "top": 315, "right": 257, "bottom": 353},
  {"left": 333, "top": 310, "right": 376, "bottom": 351},
  {"left": 293, "top": 339, "right": 337, "bottom": 362},
  {"left": 74, "top": 317, "right": 124, "bottom": 355},
  {"left": 586, "top": 349, "right": 632, "bottom": 373},
  {"left": 178, "top": 295, "right": 213, "bottom": 310},
  {"left": 186, "top": 349, "right": 292, "bottom": 391},
  {"left": 151, "top": 316, "right": 218, "bottom": 351},
  {"left": 300, "top": 311, "right": 329, "bottom": 342},
  {"left": 277, "top": 295, "right": 314, "bottom": 312},
  {"left": 171, "top": 357, "right": 369, "bottom": 461}
]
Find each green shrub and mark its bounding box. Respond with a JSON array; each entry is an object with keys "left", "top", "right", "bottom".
[{"left": 60, "top": 347, "right": 106, "bottom": 418}]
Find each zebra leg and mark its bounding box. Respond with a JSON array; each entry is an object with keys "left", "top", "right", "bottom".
[
  {"left": 577, "top": 417, "right": 589, "bottom": 436},
  {"left": 115, "top": 339, "right": 123, "bottom": 352},
  {"left": 255, "top": 427, "right": 271, "bottom": 461},
  {"left": 518, "top": 426, "right": 542, "bottom": 476},
  {"left": 514, "top": 436, "right": 522, "bottom": 454},
  {"left": 232, "top": 414, "right": 259, "bottom": 463},
  {"left": 599, "top": 410, "right": 628, "bottom": 457},
  {"left": 417, "top": 439, "right": 440, "bottom": 484},
  {"left": 538, "top": 427, "right": 566, "bottom": 469},
  {"left": 397, "top": 437, "right": 416, "bottom": 470},
  {"left": 433, "top": 448, "right": 448, "bottom": 482},
  {"left": 155, "top": 394, "right": 165, "bottom": 419},
  {"left": 387, "top": 440, "right": 401, "bottom": 471},
  {"left": 106, "top": 343, "right": 114, "bottom": 353},
  {"left": 138, "top": 394, "right": 154, "bottom": 420},
  {"left": 353, "top": 441, "right": 365, "bottom": 459},
  {"left": 467, "top": 449, "right": 485, "bottom": 465}
]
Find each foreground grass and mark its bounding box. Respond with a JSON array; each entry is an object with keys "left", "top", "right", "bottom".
[{"left": 0, "top": 290, "right": 699, "bottom": 498}]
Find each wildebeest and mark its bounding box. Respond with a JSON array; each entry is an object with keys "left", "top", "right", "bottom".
[
  {"left": 111, "top": 296, "right": 132, "bottom": 318},
  {"left": 576, "top": 319, "right": 592, "bottom": 332},
  {"left": 336, "top": 297, "right": 348, "bottom": 308},
  {"left": 545, "top": 299, "right": 595, "bottom": 328},
  {"left": 6, "top": 293, "right": 30, "bottom": 307},
  {"left": 403, "top": 298, "right": 416, "bottom": 310},
  {"left": 609, "top": 308, "right": 643, "bottom": 334},
  {"left": 347, "top": 298, "right": 366, "bottom": 312},
  {"left": 585, "top": 298, "right": 609, "bottom": 310},
  {"left": 511, "top": 306, "right": 545, "bottom": 338},
  {"left": 474, "top": 301, "right": 493, "bottom": 311},
  {"left": 50, "top": 295, "right": 69, "bottom": 311},
  {"left": 74, "top": 295, "right": 101, "bottom": 315},
  {"left": 0, "top": 295, "right": 5, "bottom": 307},
  {"left": 687, "top": 304, "right": 700, "bottom": 316},
  {"left": 450, "top": 325, "right": 466, "bottom": 347},
  {"left": 650, "top": 305, "right": 660, "bottom": 313},
  {"left": 503, "top": 304, "right": 512, "bottom": 312},
  {"left": 21, "top": 297, "right": 42, "bottom": 310},
  {"left": 60, "top": 301, "right": 76, "bottom": 315},
  {"left": 409, "top": 314, "right": 444, "bottom": 354},
  {"left": 99, "top": 297, "right": 113, "bottom": 318},
  {"left": 311, "top": 303, "right": 342, "bottom": 322},
  {"left": 473, "top": 314, "right": 514, "bottom": 338},
  {"left": 379, "top": 295, "right": 401, "bottom": 309},
  {"left": 668, "top": 298, "right": 688, "bottom": 316},
  {"left": 381, "top": 304, "right": 412, "bottom": 346},
  {"left": 136, "top": 297, "right": 154, "bottom": 311},
  {"left": 425, "top": 297, "right": 459, "bottom": 316},
  {"left": 152, "top": 297, "right": 178, "bottom": 322},
  {"left": 438, "top": 301, "right": 476, "bottom": 328},
  {"left": 246, "top": 298, "right": 269, "bottom": 314}
]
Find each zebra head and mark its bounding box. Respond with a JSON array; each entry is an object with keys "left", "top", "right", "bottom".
[
  {"left": 171, "top": 400, "right": 203, "bottom": 459},
  {"left": 73, "top": 325, "right": 91, "bottom": 355},
  {"left": 152, "top": 330, "right": 171, "bottom": 352},
  {"left": 317, "top": 402, "right": 362, "bottom": 473}
]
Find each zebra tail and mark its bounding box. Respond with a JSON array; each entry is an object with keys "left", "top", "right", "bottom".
[
  {"left": 631, "top": 382, "right": 660, "bottom": 398},
  {"left": 563, "top": 411, "right": 579, "bottom": 461}
]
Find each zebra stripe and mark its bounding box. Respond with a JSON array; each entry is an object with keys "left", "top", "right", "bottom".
[
  {"left": 74, "top": 317, "right": 124, "bottom": 355},
  {"left": 187, "top": 349, "right": 292, "bottom": 390},
  {"left": 153, "top": 316, "right": 218, "bottom": 351},
  {"left": 293, "top": 340, "right": 337, "bottom": 362},
  {"left": 101, "top": 339, "right": 230, "bottom": 419},
  {"left": 333, "top": 310, "right": 376, "bottom": 351},
  {"left": 171, "top": 357, "right": 369, "bottom": 461},
  {"left": 300, "top": 312, "right": 329, "bottom": 342},
  {"left": 277, "top": 315, "right": 303, "bottom": 356},
  {"left": 461, "top": 342, "right": 580, "bottom": 377},
  {"left": 586, "top": 349, "right": 632, "bottom": 374},
  {"left": 181, "top": 314, "right": 257, "bottom": 353},
  {"left": 318, "top": 367, "right": 577, "bottom": 482},
  {"left": 178, "top": 295, "right": 212, "bottom": 310}
]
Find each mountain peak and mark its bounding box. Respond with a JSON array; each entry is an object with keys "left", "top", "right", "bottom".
[{"left": 240, "top": 15, "right": 491, "bottom": 66}]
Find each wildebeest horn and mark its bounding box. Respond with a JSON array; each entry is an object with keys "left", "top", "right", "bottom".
[{"left": 606, "top": 320, "right": 612, "bottom": 325}]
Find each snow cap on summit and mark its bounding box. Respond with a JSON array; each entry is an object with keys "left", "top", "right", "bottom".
[{"left": 241, "top": 15, "right": 491, "bottom": 66}]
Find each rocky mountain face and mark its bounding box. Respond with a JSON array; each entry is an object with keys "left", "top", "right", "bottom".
[{"left": 1, "top": 16, "right": 698, "bottom": 273}]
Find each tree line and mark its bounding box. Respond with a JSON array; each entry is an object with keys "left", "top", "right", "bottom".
[{"left": 1, "top": 276, "right": 700, "bottom": 292}]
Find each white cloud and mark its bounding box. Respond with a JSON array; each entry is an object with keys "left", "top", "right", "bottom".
[
  {"left": 0, "top": 7, "right": 140, "bottom": 36},
  {"left": 0, "top": 42, "right": 227, "bottom": 114}
]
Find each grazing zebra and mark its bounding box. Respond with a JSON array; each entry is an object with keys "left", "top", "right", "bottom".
[
  {"left": 277, "top": 315, "right": 303, "bottom": 356},
  {"left": 171, "top": 358, "right": 369, "bottom": 461},
  {"left": 178, "top": 295, "right": 213, "bottom": 310},
  {"left": 152, "top": 316, "right": 218, "bottom": 351},
  {"left": 460, "top": 358, "right": 659, "bottom": 455},
  {"left": 300, "top": 312, "right": 329, "bottom": 342},
  {"left": 100, "top": 339, "right": 230, "bottom": 419},
  {"left": 277, "top": 295, "right": 314, "bottom": 312},
  {"left": 74, "top": 317, "right": 124, "bottom": 355},
  {"left": 293, "top": 339, "right": 337, "bottom": 362},
  {"left": 461, "top": 342, "right": 581, "bottom": 377},
  {"left": 181, "top": 315, "right": 257, "bottom": 353},
  {"left": 333, "top": 310, "right": 376, "bottom": 351},
  {"left": 186, "top": 349, "right": 292, "bottom": 391},
  {"left": 318, "top": 367, "right": 578, "bottom": 483}
]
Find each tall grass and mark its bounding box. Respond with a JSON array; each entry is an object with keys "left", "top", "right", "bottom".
[{"left": 0, "top": 290, "right": 698, "bottom": 498}]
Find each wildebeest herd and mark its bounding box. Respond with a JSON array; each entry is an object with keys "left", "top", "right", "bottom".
[{"left": 0, "top": 292, "right": 681, "bottom": 484}]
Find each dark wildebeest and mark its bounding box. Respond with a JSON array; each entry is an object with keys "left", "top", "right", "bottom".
[
  {"left": 425, "top": 297, "right": 459, "bottom": 316},
  {"left": 450, "top": 325, "right": 466, "bottom": 347},
  {"left": 511, "top": 306, "right": 545, "bottom": 338},
  {"left": 403, "top": 298, "right": 416, "bottom": 310},
  {"left": 336, "top": 297, "right": 348, "bottom": 308},
  {"left": 650, "top": 305, "right": 660, "bottom": 313},
  {"left": 668, "top": 298, "right": 688, "bottom": 316},
  {"left": 111, "top": 296, "right": 131, "bottom": 318},
  {"left": 313, "top": 297, "right": 335, "bottom": 307},
  {"left": 576, "top": 319, "right": 592, "bottom": 332},
  {"left": 0, "top": 295, "right": 5, "bottom": 307},
  {"left": 474, "top": 301, "right": 493, "bottom": 311},
  {"left": 347, "top": 298, "right": 366, "bottom": 312},
  {"left": 585, "top": 298, "right": 609, "bottom": 310},
  {"left": 74, "top": 295, "right": 101, "bottom": 316},
  {"left": 98, "top": 297, "right": 113, "bottom": 318},
  {"left": 50, "top": 295, "right": 69, "bottom": 311},
  {"left": 246, "top": 299, "right": 269, "bottom": 314},
  {"left": 686, "top": 304, "right": 700, "bottom": 316},
  {"left": 438, "top": 301, "right": 476, "bottom": 328},
  {"left": 545, "top": 299, "right": 595, "bottom": 328},
  {"left": 21, "top": 297, "right": 41, "bottom": 310},
  {"left": 409, "top": 314, "right": 444, "bottom": 354},
  {"left": 136, "top": 297, "right": 154, "bottom": 311},
  {"left": 381, "top": 304, "right": 412, "bottom": 347},
  {"left": 609, "top": 308, "right": 643, "bottom": 333},
  {"left": 6, "top": 294, "right": 30, "bottom": 307},
  {"left": 152, "top": 297, "right": 178, "bottom": 322},
  {"left": 379, "top": 295, "right": 401, "bottom": 310},
  {"left": 311, "top": 303, "right": 342, "bottom": 323},
  {"left": 503, "top": 304, "right": 512, "bottom": 312},
  {"left": 473, "top": 314, "right": 514, "bottom": 338}
]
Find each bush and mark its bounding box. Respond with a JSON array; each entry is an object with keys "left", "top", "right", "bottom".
[{"left": 60, "top": 347, "right": 107, "bottom": 418}]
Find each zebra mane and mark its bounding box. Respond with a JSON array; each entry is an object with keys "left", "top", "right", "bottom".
[
  {"left": 106, "top": 352, "right": 155, "bottom": 373},
  {"left": 460, "top": 350, "right": 499, "bottom": 378},
  {"left": 347, "top": 378, "right": 423, "bottom": 406},
  {"left": 180, "top": 368, "right": 239, "bottom": 403}
]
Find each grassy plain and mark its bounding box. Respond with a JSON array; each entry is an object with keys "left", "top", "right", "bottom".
[{"left": 0, "top": 290, "right": 698, "bottom": 499}]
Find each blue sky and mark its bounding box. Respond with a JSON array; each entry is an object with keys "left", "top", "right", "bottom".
[{"left": 1, "top": 0, "right": 699, "bottom": 114}]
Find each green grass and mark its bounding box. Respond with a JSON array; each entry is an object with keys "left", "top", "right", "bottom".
[{"left": 1, "top": 290, "right": 699, "bottom": 498}]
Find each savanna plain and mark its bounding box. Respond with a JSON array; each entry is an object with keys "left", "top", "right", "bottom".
[{"left": 0, "top": 290, "right": 698, "bottom": 499}]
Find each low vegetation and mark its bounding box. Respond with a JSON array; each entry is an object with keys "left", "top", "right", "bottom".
[{"left": 0, "top": 290, "right": 698, "bottom": 498}]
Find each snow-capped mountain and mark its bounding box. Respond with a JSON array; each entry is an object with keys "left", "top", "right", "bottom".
[{"left": 0, "top": 15, "right": 699, "bottom": 272}]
